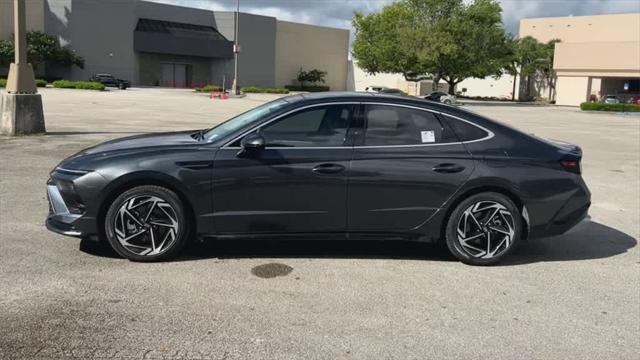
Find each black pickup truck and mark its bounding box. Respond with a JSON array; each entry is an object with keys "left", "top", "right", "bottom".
[{"left": 89, "top": 73, "right": 130, "bottom": 89}]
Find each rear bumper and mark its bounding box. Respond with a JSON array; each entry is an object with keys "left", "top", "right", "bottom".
[{"left": 528, "top": 180, "right": 591, "bottom": 239}]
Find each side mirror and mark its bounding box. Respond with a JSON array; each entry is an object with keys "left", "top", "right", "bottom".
[{"left": 238, "top": 132, "right": 265, "bottom": 156}]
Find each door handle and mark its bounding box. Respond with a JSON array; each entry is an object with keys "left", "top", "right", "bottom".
[
  {"left": 432, "top": 163, "right": 465, "bottom": 174},
  {"left": 312, "top": 163, "right": 345, "bottom": 174}
]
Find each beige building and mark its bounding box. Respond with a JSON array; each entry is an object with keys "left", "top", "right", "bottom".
[
  {"left": 276, "top": 21, "right": 349, "bottom": 92},
  {"left": 520, "top": 13, "right": 640, "bottom": 106}
]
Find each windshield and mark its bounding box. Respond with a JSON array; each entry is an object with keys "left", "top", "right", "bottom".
[{"left": 204, "top": 98, "right": 289, "bottom": 141}]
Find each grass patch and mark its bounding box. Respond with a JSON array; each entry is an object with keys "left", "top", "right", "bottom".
[
  {"left": 284, "top": 85, "right": 330, "bottom": 92},
  {"left": 194, "top": 85, "right": 222, "bottom": 93},
  {"left": 1, "top": 78, "right": 48, "bottom": 88},
  {"left": 241, "top": 86, "right": 289, "bottom": 94},
  {"left": 52, "top": 80, "right": 104, "bottom": 91},
  {"left": 580, "top": 102, "right": 640, "bottom": 112}
]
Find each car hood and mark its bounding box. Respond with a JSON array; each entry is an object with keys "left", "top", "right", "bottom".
[{"left": 59, "top": 130, "right": 202, "bottom": 170}]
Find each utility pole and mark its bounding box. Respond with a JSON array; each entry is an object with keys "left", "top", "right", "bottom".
[
  {"left": 1, "top": 0, "right": 45, "bottom": 135},
  {"left": 230, "top": 0, "right": 240, "bottom": 95}
]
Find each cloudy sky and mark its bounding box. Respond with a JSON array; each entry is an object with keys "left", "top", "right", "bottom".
[{"left": 152, "top": 0, "right": 640, "bottom": 36}]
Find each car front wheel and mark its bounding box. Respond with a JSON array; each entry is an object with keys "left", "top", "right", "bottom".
[
  {"left": 104, "top": 185, "right": 189, "bottom": 261},
  {"left": 445, "top": 192, "right": 522, "bottom": 265}
]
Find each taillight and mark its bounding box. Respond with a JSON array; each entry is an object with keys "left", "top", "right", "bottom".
[{"left": 560, "top": 160, "right": 581, "bottom": 174}]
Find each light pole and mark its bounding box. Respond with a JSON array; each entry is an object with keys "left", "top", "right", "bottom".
[
  {"left": 1, "top": 0, "right": 45, "bottom": 135},
  {"left": 231, "top": 0, "right": 240, "bottom": 95}
]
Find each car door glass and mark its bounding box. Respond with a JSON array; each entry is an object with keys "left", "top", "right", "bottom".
[
  {"left": 261, "top": 105, "right": 352, "bottom": 147},
  {"left": 443, "top": 115, "right": 489, "bottom": 142},
  {"left": 364, "top": 105, "right": 454, "bottom": 146}
]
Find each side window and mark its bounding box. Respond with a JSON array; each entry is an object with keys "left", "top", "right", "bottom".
[
  {"left": 260, "top": 104, "right": 352, "bottom": 147},
  {"left": 443, "top": 115, "right": 489, "bottom": 142},
  {"left": 363, "top": 105, "right": 455, "bottom": 146}
]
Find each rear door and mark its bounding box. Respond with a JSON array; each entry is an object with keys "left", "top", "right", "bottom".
[{"left": 347, "top": 103, "right": 475, "bottom": 232}]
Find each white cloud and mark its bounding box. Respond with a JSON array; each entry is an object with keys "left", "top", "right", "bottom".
[{"left": 149, "top": 0, "right": 640, "bottom": 36}]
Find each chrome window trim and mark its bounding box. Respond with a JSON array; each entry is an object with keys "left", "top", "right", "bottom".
[{"left": 221, "top": 101, "right": 494, "bottom": 150}]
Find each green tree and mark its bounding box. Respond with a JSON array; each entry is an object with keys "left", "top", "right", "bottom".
[
  {"left": 0, "top": 31, "right": 84, "bottom": 70},
  {"left": 505, "top": 36, "right": 557, "bottom": 101},
  {"left": 539, "top": 39, "right": 560, "bottom": 101},
  {"left": 352, "top": 0, "right": 510, "bottom": 95}
]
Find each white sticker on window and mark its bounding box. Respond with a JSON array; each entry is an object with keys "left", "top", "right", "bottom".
[{"left": 421, "top": 130, "right": 435, "bottom": 143}]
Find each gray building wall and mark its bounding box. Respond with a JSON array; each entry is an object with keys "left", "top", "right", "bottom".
[
  {"left": 44, "top": 0, "right": 137, "bottom": 82},
  {"left": 214, "top": 12, "right": 277, "bottom": 88},
  {"left": 2, "top": 0, "right": 347, "bottom": 90}
]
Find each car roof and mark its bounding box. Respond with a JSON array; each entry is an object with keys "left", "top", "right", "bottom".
[{"left": 280, "top": 91, "right": 457, "bottom": 112}]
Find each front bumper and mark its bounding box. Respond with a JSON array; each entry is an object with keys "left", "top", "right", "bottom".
[
  {"left": 45, "top": 169, "right": 105, "bottom": 239},
  {"left": 46, "top": 183, "right": 84, "bottom": 237}
]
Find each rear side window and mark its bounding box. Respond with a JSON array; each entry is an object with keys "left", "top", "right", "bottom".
[
  {"left": 444, "top": 115, "right": 489, "bottom": 142},
  {"left": 363, "top": 105, "right": 456, "bottom": 146}
]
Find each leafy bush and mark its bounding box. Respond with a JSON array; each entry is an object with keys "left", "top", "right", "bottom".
[
  {"left": 297, "top": 68, "right": 326, "bottom": 86},
  {"left": 53, "top": 80, "right": 104, "bottom": 91},
  {"left": 285, "top": 85, "right": 330, "bottom": 92},
  {"left": 52, "top": 80, "right": 75, "bottom": 88},
  {"left": 74, "top": 81, "right": 105, "bottom": 90},
  {"left": 0, "top": 78, "right": 47, "bottom": 88},
  {"left": 580, "top": 102, "right": 640, "bottom": 112},
  {"left": 195, "top": 84, "right": 221, "bottom": 93},
  {"left": 241, "top": 86, "right": 289, "bottom": 94}
]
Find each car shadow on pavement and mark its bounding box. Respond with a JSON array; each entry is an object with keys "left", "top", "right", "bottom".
[
  {"left": 502, "top": 220, "right": 636, "bottom": 265},
  {"left": 79, "top": 220, "right": 636, "bottom": 265}
]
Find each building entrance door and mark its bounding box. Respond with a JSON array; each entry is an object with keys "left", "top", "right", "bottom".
[{"left": 161, "top": 63, "right": 191, "bottom": 88}]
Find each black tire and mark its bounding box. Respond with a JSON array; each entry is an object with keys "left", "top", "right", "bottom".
[
  {"left": 118, "top": 83, "right": 126, "bottom": 90},
  {"left": 104, "top": 185, "right": 189, "bottom": 262},
  {"left": 444, "top": 192, "right": 522, "bottom": 265}
]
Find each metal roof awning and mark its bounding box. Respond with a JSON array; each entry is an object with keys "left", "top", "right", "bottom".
[{"left": 134, "top": 18, "right": 233, "bottom": 58}]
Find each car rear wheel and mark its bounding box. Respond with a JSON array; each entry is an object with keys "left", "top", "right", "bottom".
[
  {"left": 445, "top": 192, "right": 521, "bottom": 265},
  {"left": 443, "top": 99, "right": 452, "bottom": 105},
  {"left": 104, "top": 185, "right": 188, "bottom": 261}
]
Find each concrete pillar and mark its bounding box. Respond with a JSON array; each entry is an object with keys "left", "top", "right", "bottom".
[{"left": 1, "top": 0, "right": 45, "bottom": 136}]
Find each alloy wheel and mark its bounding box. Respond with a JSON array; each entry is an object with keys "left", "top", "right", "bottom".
[
  {"left": 456, "top": 201, "right": 515, "bottom": 259},
  {"left": 114, "top": 195, "right": 179, "bottom": 256}
]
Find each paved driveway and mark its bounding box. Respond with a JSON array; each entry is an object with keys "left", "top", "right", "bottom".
[{"left": 1, "top": 88, "right": 638, "bottom": 359}]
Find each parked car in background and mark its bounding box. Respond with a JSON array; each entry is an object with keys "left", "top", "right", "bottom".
[
  {"left": 365, "top": 86, "right": 387, "bottom": 93},
  {"left": 603, "top": 95, "right": 620, "bottom": 104},
  {"left": 378, "top": 88, "right": 408, "bottom": 96},
  {"left": 89, "top": 74, "right": 130, "bottom": 89},
  {"left": 628, "top": 95, "right": 640, "bottom": 105},
  {"left": 46, "top": 92, "right": 590, "bottom": 265},
  {"left": 425, "top": 91, "right": 456, "bottom": 105}
]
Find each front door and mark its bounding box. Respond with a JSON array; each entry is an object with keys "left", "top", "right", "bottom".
[
  {"left": 348, "top": 104, "right": 475, "bottom": 232},
  {"left": 211, "top": 103, "right": 356, "bottom": 234}
]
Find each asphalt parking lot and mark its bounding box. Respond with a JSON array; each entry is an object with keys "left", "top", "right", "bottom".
[{"left": 1, "top": 87, "right": 638, "bottom": 359}]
